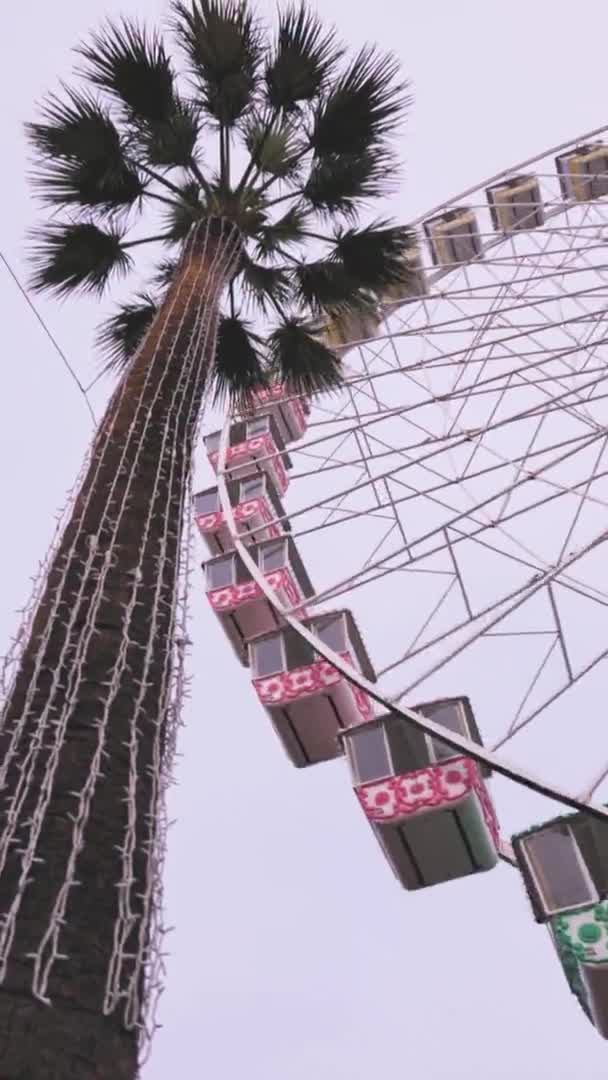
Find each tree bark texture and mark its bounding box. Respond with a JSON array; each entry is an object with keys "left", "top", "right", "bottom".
[{"left": 0, "top": 218, "right": 241, "bottom": 1079}]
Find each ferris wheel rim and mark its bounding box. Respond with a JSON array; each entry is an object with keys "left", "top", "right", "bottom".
[
  {"left": 212, "top": 130, "right": 608, "bottom": 845},
  {"left": 215, "top": 417, "right": 608, "bottom": 832},
  {"left": 409, "top": 121, "right": 608, "bottom": 230}
]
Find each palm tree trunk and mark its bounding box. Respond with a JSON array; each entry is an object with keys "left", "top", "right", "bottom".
[{"left": 0, "top": 217, "right": 241, "bottom": 1079}]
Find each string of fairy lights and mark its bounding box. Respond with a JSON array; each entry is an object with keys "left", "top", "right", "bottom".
[{"left": 0, "top": 222, "right": 241, "bottom": 1066}]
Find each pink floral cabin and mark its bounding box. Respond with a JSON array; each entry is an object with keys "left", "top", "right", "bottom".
[
  {"left": 193, "top": 473, "right": 287, "bottom": 557},
  {"left": 240, "top": 383, "right": 309, "bottom": 444},
  {"left": 204, "top": 414, "right": 292, "bottom": 495},
  {"left": 343, "top": 698, "right": 499, "bottom": 890},
  {"left": 204, "top": 537, "right": 314, "bottom": 663},
  {"left": 248, "top": 611, "right": 376, "bottom": 768}
]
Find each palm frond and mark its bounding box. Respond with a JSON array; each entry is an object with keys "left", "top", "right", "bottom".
[
  {"left": 31, "top": 158, "right": 143, "bottom": 216},
  {"left": 334, "top": 221, "right": 416, "bottom": 291},
  {"left": 162, "top": 181, "right": 203, "bottom": 241},
  {"left": 139, "top": 98, "right": 201, "bottom": 167},
  {"left": 311, "top": 46, "right": 410, "bottom": 157},
  {"left": 27, "top": 88, "right": 144, "bottom": 212},
  {"left": 171, "top": 0, "right": 263, "bottom": 126},
  {"left": 152, "top": 257, "right": 179, "bottom": 289},
  {"left": 294, "top": 259, "right": 365, "bottom": 313},
  {"left": 303, "top": 146, "right": 396, "bottom": 217},
  {"left": 29, "top": 221, "right": 131, "bottom": 297},
  {"left": 244, "top": 117, "right": 304, "bottom": 179},
  {"left": 239, "top": 257, "right": 291, "bottom": 315},
  {"left": 265, "top": 5, "right": 343, "bottom": 111},
  {"left": 77, "top": 19, "right": 176, "bottom": 125},
  {"left": 268, "top": 317, "right": 344, "bottom": 396},
  {"left": 96, "top": 292, "right": 158, "bottom": 372},
  {"left": 255, "top": 205, "right": 309, "bottom": 259},
  {"left": 206, "top": 184, "right": 266, "bottom": 237},
  {"left": 213, "top": 314, "right": 267, "bottom": 406}
]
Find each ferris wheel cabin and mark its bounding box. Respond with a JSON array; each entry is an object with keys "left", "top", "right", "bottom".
[
  {"left": 203, "top": 537, "right": 314, "bottom": 663},
  {"left": 204, "top": 414, "right": 292, "bottom": 495},
  {"left": 555, "top": 143, "right": 608, "bottom": 202},
  {"left": 248, "top": 610, "right": 376, "bottom": 767},
  {"left": 423, "top": 207, "right": 483, "bottom": 267},
  {"left": 485, "top": 174, "right": 545, "bottom": 233},
  {"left": 239, "top": 383, "right": 310, "bottom": 444},
  {"left": 380, "top": 247, "right": 428, "bottom": 310},
  {"left": 343, "top": 698, "right": 499, "bottom": 890},
  {"left": 513, "top": 813, "right": 608, "bottom": 1038},
  {"left": 322, "top": 307, "right": 382, "bottom": 351},
  {"left": 193, "top": 472, "right": 287, "bottom": 557}
]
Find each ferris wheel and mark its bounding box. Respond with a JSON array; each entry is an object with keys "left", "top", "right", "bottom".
[{"left": 193, "top": 126, "right": 608, "bottom": 1039}]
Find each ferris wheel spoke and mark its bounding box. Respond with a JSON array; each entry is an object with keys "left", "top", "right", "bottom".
[{"left": 213, "top": 131, "right": 608, "bottom": 870}]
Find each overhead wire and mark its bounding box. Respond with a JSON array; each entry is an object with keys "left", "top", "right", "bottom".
[{"left": 0, "top": 250, "right": 96, "bottom": 424}]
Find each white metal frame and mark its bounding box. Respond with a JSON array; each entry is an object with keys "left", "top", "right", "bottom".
[{"left": 216, "top": 125, "right": 608, "bottom": 868}]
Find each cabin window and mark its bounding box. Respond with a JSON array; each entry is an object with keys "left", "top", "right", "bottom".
[
  {"left": 315, "top": 615, "right": 346, "bottom": 654},
  {"left": 206, "top": 557, "right": 235, "bottom": 589},
  {"left": 205, "top": 431, "right": 221, "bottom": 454},
  {"left": 194, "top": 491, "right": 218, "bottom": 514},
  {"left": 284, "top": 628, "right": 314, "bottom": 670},
  {"left": 261, "top": 541, "right": 285, "bottom": 572},
  {"left": 235, "top": 555, "right": 254, "bottom": 585},
  {"left": 522, "top": 827, "right": 598, "bottom": 915},
  {"left": 252, "top": 635, "right": 285, "bottom": 678},
  {"left": 384, "top": 717, "right": 422, "bottom": 775},
  {"left": 247, "top": 417, "right": 270, "bottom": 438},
  {"left": 349, "top": 727, "right": 391, "bottom": 785},
  {"left": 427, "top": 702, "right": 467, "bottom": 763},
  {"left": 240, "top": 476, "right": 265, "bottom": 499}
]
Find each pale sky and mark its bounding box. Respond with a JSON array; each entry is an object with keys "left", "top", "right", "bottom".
[{"left": 3, "top": 1, "right": 608, "bottom": 1077}]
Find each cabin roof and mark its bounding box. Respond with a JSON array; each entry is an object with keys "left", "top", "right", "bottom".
[
  {"left": 424, "top": 206, "right": 474, "bottom": 230},
  {"left": 344, "top": 695, "right": 483, "bottom": 744},
  {"left": 512, "top": 808, "right": 606, "bottom": 844}
]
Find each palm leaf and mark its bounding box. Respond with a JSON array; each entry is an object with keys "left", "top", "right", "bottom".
[
  {"left": 334, "top": 221, "right": 416, "bottom": 290},
  {"left": 139, "top": 99, "right": 201, "bottom": 167},
  {"left": 265, "top": 5, "right": 343, "bottom": 111},
  {"left": 163, "top": 181, "right": 203, "bottom": 241},
  {"left": 152, "top": 257, "right": 179, "bottom": 289},
  {"left": 96, "top": 292, "right": 158, "bottom": 372},
  {"left": 213, "top": 314, "right": 267, "bottom": 406},
  {"left": 244, "top": 117, "right": 303, "bottom": 179},
  {"left": 294, "top": 259, "right": 366, "bottom": 313},
  {"left": 311, "top": 46, "right": 409, "bottom": 157},
  {"left": 77, "top": 19, "right": 176, "bottom": 125},
  {"left": 171, "top": 0, "right": 263, "bottom": 126},
  {"left": 239, "top": 257, "right": 291, "bottom": 315},
  {"left": 27, "top": 88, "right": 144, "bottom": 212},
  {"left": 205, "top": 183, "right": 266, "bottom": 237},
  {"left": 255, "top": 205, "right": 309, "bottom": 259},
  {"left": 31, "top": 158, "right": 143, "bottom": 215},
  {"left": 303, "top": 147, "right": 395, "bottom": 217},
  {"left": 268, "top": 318, "right": 343, "bottom": 396},
  {"left": 29, "top": 221, "right": 131, "bottom": 297}
]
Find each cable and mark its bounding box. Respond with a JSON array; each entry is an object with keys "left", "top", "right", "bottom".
[{"left": 0, "top": 251, "right": 96, "bottom": 424}]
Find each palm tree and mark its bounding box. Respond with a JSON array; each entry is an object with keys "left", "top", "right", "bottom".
[{"left": 0, "top": 3, "right": 413, "bottom": 1076}]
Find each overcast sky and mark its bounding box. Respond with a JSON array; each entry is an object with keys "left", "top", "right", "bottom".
[{"left": 3, "top": 1, "right": 608, "bottom": 1077}]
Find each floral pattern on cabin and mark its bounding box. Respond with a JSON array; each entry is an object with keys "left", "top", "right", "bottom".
[
  {"left": 208, "top": 567, "right": 305, "bottom": 615},
  {"left": 195, "top": 497, "right": 280, "bottom": 537},
  {"left": 253, "top": 650, "right": 373, "bottom": 721},
  {"left": 356, "top": 757, "right": 499, "bottom": 843},
  {"left": 207, "top": 432, "right": 289, "bottom": 494}
]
